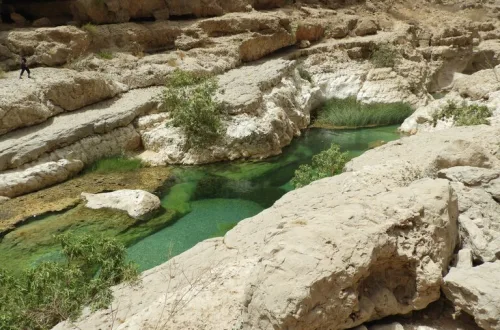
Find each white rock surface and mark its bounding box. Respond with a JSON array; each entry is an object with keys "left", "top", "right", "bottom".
[
  {"left": 443, "top": 262, "right": 500, "bottom": 330},
  {"left": 452, "top": 183, "right": 500, "bottom": 263},
  {"left": 81, "top": 189, "right": 161, "bottom": 220},
  {"left": 369, "top": 323, "right": 404, "bottom": 330},
  {"left": 455, "top": 249, "right": 473, "bottom": 269},
  {"left": 0, "top": 159, "right": 84, "bottom": 198},
  {"left": 0, "top": 68, "right": 127, "bottom": 135},
  {"left": 437, "top": 166, "right": 500, "bottom": 186},
  {"left": 0, "top": 87, "right": 159, "bottom": 171}
]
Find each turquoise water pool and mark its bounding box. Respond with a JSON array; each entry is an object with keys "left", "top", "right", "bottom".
[
  {"left": 0, "top": 126, "right": 400, "bottom": 273},
  {"left": 127, "top": 126, "right": 400, "bottom": 271}
]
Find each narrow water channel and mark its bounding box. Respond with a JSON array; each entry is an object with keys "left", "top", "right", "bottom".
[{"left": 0, "top": 126, "right": 400, "bottom": 273}]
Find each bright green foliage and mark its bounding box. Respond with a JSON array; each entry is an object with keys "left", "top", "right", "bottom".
[
  {"left": 163, "top": 69, "right": 223, "bottom": 148},
  {"left": 370, "top": 44, "right": 399, "bottom": 68},
  {"left": 0, "top": 233, "right": 137, "bottom": 330},
  {"left": 87, "top": 156, "right": 143, "bottom": 174},
  {"left": 314, "top": 97, "right": 413, "bottom": 129},
  {"left": 432, "top": 101, "right": 492, "bottom": 127},
  {"left": 82, "top": 22, "right": 98, "bottom": 34},
  {"left": 96, "top": 50, "right": 113, "bottom": 60},
  {"left": 291, "top": 144, "right": 348, "bottom": 188}
]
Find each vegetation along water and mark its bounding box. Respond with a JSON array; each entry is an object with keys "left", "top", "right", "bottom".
[{"left": 0, "top": 126, "right": 400, "bottom": 274}]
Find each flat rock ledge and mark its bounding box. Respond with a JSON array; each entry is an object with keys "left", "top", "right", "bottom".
[{"left": 81, "top": 189, "right": 161, "bottom": 220}]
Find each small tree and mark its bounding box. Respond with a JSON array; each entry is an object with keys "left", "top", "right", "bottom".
[
  {"left": 163, "top": 69, "right": 223, "bottom": 148},
  {"left": 291, "top": 144, "right": 349, "bottom": 188},
  {"left": 0, "top": 233, "right": 138, "bottom": 330},
  {"left": 370, "top": 44, "right": 399, "bottom": 68}
]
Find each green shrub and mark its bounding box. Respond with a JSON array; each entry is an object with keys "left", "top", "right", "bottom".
[
  {"left": 96, "top": 50, "right": 113, "bottom": 60},
  {"left": 0, "top": 233, "right": 137, "bottom": 330},
  {"left": 291, "top": 144, "right": 348, "bottom": 188},
  {"left": 87, "top": 156, "right": 143, "bottom": 174},
  {"left": 163, "top": 69, "right": 223, "bottom": 148},
  {"left": 432, "top": 101, "right": 492, "bottom": 127},
  {"left": 314, "top": 97, "right": 413, "bottom": 129},
  {"left": 370, "top": 44, "right": 399, "bottom": 68},
  {"left": 82, "top": 22, "right": 98, "bottom": 34}
]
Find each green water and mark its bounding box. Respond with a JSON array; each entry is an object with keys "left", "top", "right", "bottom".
[
  {"left": 0, "top": 126, "right": 400, "bottom": 273},
  {"left": 127, "top": 126, "right": 400, "bottom": 271}
]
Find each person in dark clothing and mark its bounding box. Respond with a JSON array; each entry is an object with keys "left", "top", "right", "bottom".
[{"left": 19, "top": 57, "right": 30, "bottom": 79}]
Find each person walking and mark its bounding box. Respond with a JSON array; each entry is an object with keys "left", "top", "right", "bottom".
[{"left": 19, "top": 57, "right": 30, "bottom": 79}]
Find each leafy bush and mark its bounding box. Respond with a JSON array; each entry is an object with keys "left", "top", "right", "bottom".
[
  {"left": 314, "top": 97, "right": 413, "bottom": 129},
  {"left": 0, "top": 233, "right": 137, "bottom": 330},
  {"left": 163, "top": 69, "right": 223, "bottom": 148},
  {"left": 96, "top": 50, "right": 113, "bottom": 60},
  {"left": 432, "top": 101, "right": 492, "bottom": 127},
  {"left": 82, "top": 22, "right": 98, "bottom": 34},
  {"left": 87, "top": 156, "right": 142, "bottom": 174},
  {"left": 370, "top": 44, "right": 399, "bottom": 68},
  {"left": 291, "top": 144, "right": 348, "bottom": 188}
]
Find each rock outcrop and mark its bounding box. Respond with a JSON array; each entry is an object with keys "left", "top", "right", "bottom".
[
  {"left": 55, "top": 174, "right": 459, "bottom": 330},
  {"left": 0, "top": 159, "right": 83, "bottom": 198},
  {"left": 0, "top": 68, "right": 127, "bottom": 135},
  {"left": 0, "top": 26, "right": 91, "bottom": 70},
  {"left": 81, "top": 189, "right": 161, "bottom": 219},
  {"left": 443, "top": 262, "right": 500, "bottom": 330}
]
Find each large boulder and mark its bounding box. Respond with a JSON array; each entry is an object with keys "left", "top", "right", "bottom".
[
  {"left": 354, "top": 18, "right": 379, "bottom": 36},
  {"left": 443, "top": 262, "right": 500, "bottom": 330},
  {"left": 436, "top": 167, "right": 500, "bottom": 263},
  {"left": 81, "top": 189, "right": 161, "bottom": 219}
]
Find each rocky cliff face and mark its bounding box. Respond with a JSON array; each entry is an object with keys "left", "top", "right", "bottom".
[
  {"left": 4, "top": 1, "right": 499, "bottom": 197},
  {"left": 1, "top": 1, "right": 500, "bottom": 329}
]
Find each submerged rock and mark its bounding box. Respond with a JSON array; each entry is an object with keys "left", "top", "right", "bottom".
[
  {"left": 81, "top": 189, "right": 161, "bottom": 220},
  {"left": 443, "top": 262, "right": 500, "bottom": 330}
]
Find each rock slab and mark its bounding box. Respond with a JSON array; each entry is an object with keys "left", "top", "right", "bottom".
[
  {"left": 81, "top": 189, "right": 161, "bottom": 220},
  {"left": 443, "top": 262, "right": 500, "bottom": 330}
]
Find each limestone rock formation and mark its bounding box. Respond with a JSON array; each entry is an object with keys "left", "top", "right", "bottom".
[
  {"left": 452, "top": 183, "right": 500, "bottom": 263},
  {"left": 354, "top": 18, "right": 379, "bottom": 36},
  {"left": 0, "top": 68, "right": 127, "bottom": 135},
  {"left": 0, "top": 87, "right": 158, "bottom": 172},
  {"left": 455, "top": 248, "right": 473, "bottom": 269},
  {"left": 438, "top": 166, "right": 500, "bottom": 186},
  {"left": 0, "top": 26, "right": 91, "bottom": 69},
  {"left": 81, "top": 189, "right": 161, "bottom": 219},
  {"left": 0, "top": 159, "right": 83, "bottom": 198},
  {"left": 69, "top": 0, "right": 283, "bottom": 24},
  {"left": 443, "top": 262, "right": 500, "bottom": 330},
  {"left": 54, "top": 171, "right": 459, "bottom": 330}
]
